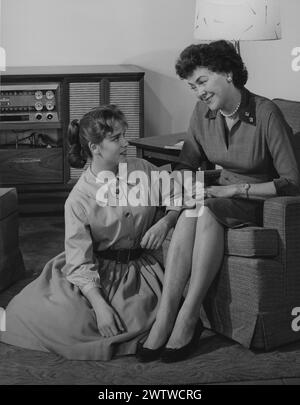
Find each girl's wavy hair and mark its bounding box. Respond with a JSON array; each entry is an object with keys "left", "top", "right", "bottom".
[
  {"left": 175, "top": 40, "right": 248, "bottom": 89},
  {"left": 67, "top": 104, "right": 128, "bottom": 168}
]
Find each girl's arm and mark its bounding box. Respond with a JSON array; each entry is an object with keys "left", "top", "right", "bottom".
[{"left": 84, "top": 287, "right": 125, "bottom": 337}]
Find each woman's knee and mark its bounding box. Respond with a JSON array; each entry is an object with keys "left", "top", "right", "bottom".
[
  {"left": 196, "top": 206, "right": 219, "bottom": 229},
  {"left": 176, "top": 210, "right": 198, "bottom": 229},
  {"left": 169, "top": 212, "right": 197, "bottom": 246}
]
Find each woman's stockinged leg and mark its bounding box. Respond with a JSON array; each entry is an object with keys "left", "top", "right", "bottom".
[
  {"left": 166, "top": 206, "right": 224, "bottom": 349},
  {"left": 142, "top": 212, "right": 198, "bottom": 349}
]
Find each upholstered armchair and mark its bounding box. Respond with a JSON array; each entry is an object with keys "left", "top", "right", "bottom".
[{"left": 162, "top": 98, "right": 300, "bottom": 350}]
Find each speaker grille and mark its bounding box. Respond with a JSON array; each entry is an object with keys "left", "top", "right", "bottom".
[
  {"left": 110, "top": 81, "right": 141, "bottom": 158},
  {"left": 69, "top": 82, "right": 100, "bottom": 179}
]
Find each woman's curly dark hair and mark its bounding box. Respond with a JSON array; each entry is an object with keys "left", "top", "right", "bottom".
[{"left": 175, "top": 40, "right": 248, "bottom": 89}]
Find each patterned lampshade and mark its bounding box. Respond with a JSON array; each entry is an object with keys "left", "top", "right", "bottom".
[
  {"left": 0, "top": 47, "right": 6, "bottom": 71},
  {"left": 194, "top": 0, "right": 281, "bottom": 41},
  {"left": 0, "top": 0, "right": 5, "bottom": 71}
]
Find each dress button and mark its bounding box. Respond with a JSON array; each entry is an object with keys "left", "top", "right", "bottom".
[{"left": 125, "top": 212, "right": 131, "bottom": 218}]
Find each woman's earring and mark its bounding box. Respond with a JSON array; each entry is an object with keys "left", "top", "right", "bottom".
[{"left": 227, "top": 77, "right": 232, "bottom": 82}]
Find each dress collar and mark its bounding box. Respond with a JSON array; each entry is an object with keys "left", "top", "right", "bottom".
[
  {"left": 87, "top": 161, "right": 137, "bottom": 186},
  {"left": 205, "top": 87, "right": 256, "bottom": 126}
]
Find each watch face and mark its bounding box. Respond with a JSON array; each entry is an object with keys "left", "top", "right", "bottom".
[{"left": 35, "top": 90, "right": 43, "bottom": 100}]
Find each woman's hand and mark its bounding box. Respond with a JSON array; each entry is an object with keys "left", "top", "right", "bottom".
[
  {"left": 94, "top": 302, "right": 125, "bottom": 338},
  {"left": 205, "top": 185, "right": 238, "bottom": 199},
  {"left": 140, "top": 217, "right": 170, "bottom": 250}
]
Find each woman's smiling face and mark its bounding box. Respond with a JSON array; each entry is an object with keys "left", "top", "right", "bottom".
[{"left": 186, "top": 67, "right": 232, "bottom": 111}]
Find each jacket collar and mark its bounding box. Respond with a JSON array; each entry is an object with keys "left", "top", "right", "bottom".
[{"left": 205, "top": 87, "right": 256, "bottom": 126}]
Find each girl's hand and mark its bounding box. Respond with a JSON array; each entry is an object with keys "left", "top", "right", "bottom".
[
  {"left": 94, "top": 303, "right": 125, "bottom": 338},
  {"left": 205, "top": 185, "right": 238, "bottom": 199},
  {"left": 140, "top": 218, "right": 170, "bottom": 250}
]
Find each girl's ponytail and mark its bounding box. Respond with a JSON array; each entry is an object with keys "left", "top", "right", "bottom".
[{"left": 67, "top": 119, "right": 87, "bottom": 169}]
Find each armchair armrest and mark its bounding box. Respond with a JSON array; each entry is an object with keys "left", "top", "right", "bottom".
[
  {"left": 263, "top": 196, "right": 300, "bottom": 298},
  {"left": 263, "top": 196, "right": 300, "bottom": 229}
]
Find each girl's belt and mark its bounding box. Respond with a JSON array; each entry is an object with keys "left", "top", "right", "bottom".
[{"left": 96, "top": 248, "right": 144, "bottom": 263}]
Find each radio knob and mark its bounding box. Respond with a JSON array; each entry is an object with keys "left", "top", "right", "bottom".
[
  {"left": 35, "top": 113, "right": 43, "bottom": 120},
  {"left": 46, "top": 101, "right": 54, "bottom": 111},
  {"left": 47, "top": 113, "right": 53, "bottom": 120},
  {"left": 35, "top": 101, "right": 43, "bottom": 111},
  {"left": 35, "top": 90, "right": 43, "bottom": 100},
  {"left": 46, "top": 90, "right": 54, "bottom": 100}
]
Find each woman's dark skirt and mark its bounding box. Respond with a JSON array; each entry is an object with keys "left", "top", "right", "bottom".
[{"left": 203, "top": 197, "right": 264, "bottom": 228}]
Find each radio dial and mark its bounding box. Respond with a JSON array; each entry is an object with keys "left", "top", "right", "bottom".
[
  {"left": 46, "top": 101, "right": 54, "bottom": 111},
  {"left": 35, "top": 90, "right": 43, "bottom": 100},
  {"left": 35, "top": 101, "right": 43, "bottom": 111},
  {"left": 45, "top": 90, "right": 54, "bottom": 100},
  {"left": 46, "top": 113, "right": 53, "bottom": 120},
  {"left": 35, "top": 113, "right": 43, "bottom": 120}
]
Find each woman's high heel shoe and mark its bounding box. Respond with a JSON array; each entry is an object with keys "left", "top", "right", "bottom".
[
  {"left": 136, "top": 341, "right": 165, "bottom": 363},
  {"left": 160, "top": 319, "right": 204, "bottom": 363}
]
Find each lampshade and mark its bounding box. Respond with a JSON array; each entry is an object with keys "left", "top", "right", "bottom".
[
  {"left": 194, "top": 0, "right": 281, "bottom": 41},
  {"left": 0, "top": 47, "right": 6, "bottom": 72},
  {"left": 0, "top": 0, "right": 5, "bottom": 71}
]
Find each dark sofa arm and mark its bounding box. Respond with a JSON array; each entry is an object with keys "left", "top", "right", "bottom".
[{"left": 263, "top": 196, "right": 300, "bottom": 297}]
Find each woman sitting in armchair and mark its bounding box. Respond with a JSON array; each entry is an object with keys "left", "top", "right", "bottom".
[{"left": 137, "top": 40, "right": 300, "bottom": 363}]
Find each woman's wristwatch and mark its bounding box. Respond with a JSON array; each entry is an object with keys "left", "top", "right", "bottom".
[{"left": 244, "top": 183, "right": 251, "bottom": 199}]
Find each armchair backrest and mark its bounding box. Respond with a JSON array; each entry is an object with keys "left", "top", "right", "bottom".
[{"left": 273, "top": 98, "right": 300, "bottom": 170}]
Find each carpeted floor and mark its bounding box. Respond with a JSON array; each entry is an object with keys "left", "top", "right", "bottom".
[{"left": 1, "top": 215, "right": 300, "bottom": 385}]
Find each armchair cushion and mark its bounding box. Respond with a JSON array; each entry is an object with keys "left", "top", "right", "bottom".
[{"left": 272, "top": 98, "right": 300, "bottom": 171}]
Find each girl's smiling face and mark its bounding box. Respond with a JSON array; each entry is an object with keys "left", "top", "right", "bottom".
[{"left": 90, "top": 121, "right": 128, "bottom": 167}]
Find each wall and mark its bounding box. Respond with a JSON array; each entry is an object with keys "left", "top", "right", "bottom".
[{"left": 1, "top": 0, "right": 300, "bottom": 137}]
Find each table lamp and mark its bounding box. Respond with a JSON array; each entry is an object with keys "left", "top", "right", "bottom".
[{"left": 194, "top": 0, "right": 281, "bottom": 53}]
